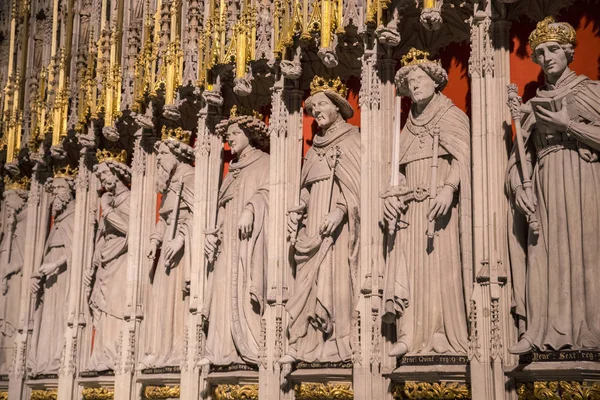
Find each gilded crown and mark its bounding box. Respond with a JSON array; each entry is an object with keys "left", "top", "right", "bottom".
[
  {"left": 529, "top": 16, "right": 576, "bottom": 50},
  {"left": 96, "top": 148, "right": 127, "bottom": 164},
  {"left": 309, "top": 76, "right": 348, "bottom": 97},
  {"left": 4, "top": 175, "right": 30, "bottom": 191},
  {"left": 230, "top": 105, "right": 264, "bottom": 121},
  {"left": 161, "top": 126, "right": 191, "bottom": 144},
  {"left": 53, "top": 164, "right": 78, "bottom": 179},
  {"left": 401, "top": 48, "right": 440, "bottom": 68}
]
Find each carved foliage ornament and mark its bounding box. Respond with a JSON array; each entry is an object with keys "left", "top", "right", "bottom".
[
  {"left": 81, "top": 387, "right": 115, "bottom": 400},
  {"left": 143, "top": 385, "right": 180, "bottom": 399},
  {"left": 212, "top": 384, "right": 259, "bottom": 400},
  {"left": 517, "top": 381, "right": 600, "bottom": 400},
  {"left": 392, "top": 382, "right": 471, "bottom": 399},
  {"left": 30, "top": 390, "right": 58, "bottom": 400},
  {"left": 0, "top": 392, "right": 7, "bottom": 400},
  {"left": 294, "top": 383, "right": 353, "bottom": 400}
]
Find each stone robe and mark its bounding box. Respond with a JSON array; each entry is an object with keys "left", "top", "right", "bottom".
[
  {"left": 139, "top": 164, "right": 194, "bottom": 369},
  {"left": 202, "top": 149, "right": 269, "bottom": 365},
  {"left": 87, "top": 188, "right": 130, "bottom": 371},
  {"left": 286, "top": 122, "right": 360, "bottom": 363},
  {"left": 382, "top": 93, "right": 471, "bottom": 355},
  {"left": 0, "top": 208, "right": 27, "bottom": 374},
  {"left": 28, "top": 204, "right": 75, "bottom": 376},
  {"left": 507, "top": 71, "right": 600, "bottom": 351}
]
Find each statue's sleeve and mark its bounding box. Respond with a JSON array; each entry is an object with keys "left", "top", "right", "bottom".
[
  {"left": 444, "top": 157, "right": 460, "bottom": 189},
  {"left": 150, "top": 215, "right": 166, "bottom": 245},
  {"left": 568, "top": 121, "right": 600, "bottom": 151}
]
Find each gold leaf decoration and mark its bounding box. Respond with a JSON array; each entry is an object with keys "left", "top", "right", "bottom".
[
  {"left": 294, "top": 382, "right": 353, "bottom": 400},
  {"left": 392, "top": 381, "right": 471, "bottom": 399},
  {"left": 82, "top": 387, "right": 115, "bottom": 400},
  {"left": 30, "top": 389, "right": 58, "bottom": 400},
  {"left": 143, "top": 385, "right": 180, "bottom": 399},
  {"left": 213, "top": 384, "right": 259, "bottom": 400},
  {"left": 517, "top": 381, "right": 600, "bottom": 400},
  {"left": 0, "top": 391, "right": 8, "bottom": 400}
]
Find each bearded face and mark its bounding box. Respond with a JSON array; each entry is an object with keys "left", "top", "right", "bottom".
[
  {"left": 155, "top": 144, "right": 178, "bottom": 194},
  {"left": 5, "top": 191, "right": 26, "bottom": 215},
  {"left": 51, "top": 179, "right": 74, "bottom": 217},
  {"left": 96, "top": 163, "right": 117, "bottom": 193}
]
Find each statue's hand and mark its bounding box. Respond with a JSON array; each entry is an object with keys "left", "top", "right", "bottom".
[
  {"left": 100, "top": 192, "right": 114, "bottom": 213},
  {"left": 147, "top": 240, "right": 159, "bottom": 260},
  {"left": 319, "top": 208, "right": 345, "bottom": 236},
  {"left": 535, "top": 98, "right": 571, "bottom": 133},
  {"left": 514, "top": 186, "right": 537, "bottom": 216},
  {"left": 286, "top": 204, "right": 305, "bottom": 241},
  {"left": 164, "top": 235, "right": 184, "bottom": 267},
  {"left": 0, "top": 278, "right": 8, "bottom": 296},
  {"left": 39, "top": 262, "right": 59, "bottom": 277},
  {"left": 83, "top": 268, "right": 94, "bottom": 287},
  {"left": 383, "top": 196, "right": 404, "bottom": 225},
  {"left": 30, "top": 276, "right": 42, "bottom": 294},
  {"left": 204, "top": 232, "right": 220, "bottom": 261},
  {"left": 428, "top": 185, "right": 454, "bottom": 221},
  {"left": 238, "top": 208, "right": 254, "bottom": 240}
]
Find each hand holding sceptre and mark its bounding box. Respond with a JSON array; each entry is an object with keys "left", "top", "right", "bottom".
[{"left": 507, "top": 84, "right": 540, "bottom": 233}]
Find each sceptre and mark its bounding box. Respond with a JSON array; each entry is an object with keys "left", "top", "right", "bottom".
[{"left": 507, "top": 84, "right": 540, "bottom": 233}]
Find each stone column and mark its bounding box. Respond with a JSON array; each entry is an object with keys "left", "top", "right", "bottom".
[
  {"left": 355, "top": 46, "right": 395, "bottom": 400},
  {"left": 57, "top": 146, "right": 98, "bottom": 400},
  {"left": 468, "top": 4, "right": 514, "bottom": 399},
  {"left": 8, "top": 171, "right": 51, "bottom": 400},
  {"left": 189, "top": 104, "right": 222, "bottom": 400}
]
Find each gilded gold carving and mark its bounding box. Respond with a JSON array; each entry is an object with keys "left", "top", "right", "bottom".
[
  {"left": 392, "top": 382, "right": 470, "bottom": 399},
  {"left": 294, "top": 382, "right": 354, "bottom": 400},
  {"left": 81, "top": 387, "right": 115, "bottom": 400},
  {"left": 0, "top": 391, "right": 8, "bottom": 400},
  {"left": 30, "top": 389, "right": 58, "bottom": 400},
  {"left": 143, "top": 385, "right": 180, "bottom": 399},
  {"left": 212, "top": 384, "right": 259, "bottom": 400},
  {"left": 517, "top": 381, "right": 600, "bottom": 400}
]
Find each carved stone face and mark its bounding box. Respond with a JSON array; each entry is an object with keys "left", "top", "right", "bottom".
[
  {"left": 51, "top": 178, "right": 74, "bottom": 217},
  {"left": 310, "top": 92, "right": 341, "bottom": 130},
  {"left": 406, "top": 68, "right": 438, "bottom": 106},
  {"left": 155, "top": 142, "right": 178, "bottom": 194},
  {"left": 225, "top": 123, "right": 250, "bottom": 156},
  {"left": 533, "top": 41, "right": 568, "bottom": 79},
  {"left": 95, "top": 163, "right": 117, "bottom": 193},
  {"left": 5, "top": 190, "right": 25, "bottom": 214}
]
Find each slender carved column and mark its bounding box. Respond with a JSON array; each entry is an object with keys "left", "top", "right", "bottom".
[
  {"left": 354, "top": 46, "right": 395, "bottom": 400},
  {"left": 189, "top": 104, "right": 222, "bottom": 400},
  {"left": 113, "top": 128, "right": 154, "bottom": 400},
  {"left": 8, "top": 172, "right": 51, "bottom": 399},
  {"left": 57, "top": 143, "right": 98, "bottom": 400},
  {"left": 468, "top": 4, "right": 513, "bottom": 399}
]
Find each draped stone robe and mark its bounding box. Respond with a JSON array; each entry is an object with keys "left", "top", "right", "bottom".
[
  {"left": 507, "top": 70, "right": 600, "bottom": 351},
  {"left": 202, "top": 149, "right": 269, "bottom": 365},
  {"left": 140, "top": 163, "right": 194, "bottom": 369},
  {"left": 87, "top": 188, "right": 130, "bottom": 371},
  {"left": 0, "top": 207, "right": 27, "bottom": 374},
  {"left": 28, "top": 204, "right": 75, "bottom": 376},
  {"left": 286, "top": 122, "right": 360, "bottom": 363},
  {"left": 382, "top": 93, "right": 471, "bottom": 355}
]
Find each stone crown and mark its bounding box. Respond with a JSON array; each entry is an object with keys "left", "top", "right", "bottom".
[
  {"left": 4, "top": 175, "right": 30, "bottom": 191},
  {"left": 309, "top": 76, "right": 348, "bottom": 98},
  {"left": 529, "top": 16, "right": 576, "bottom": 50},
  {"left": 401, "top": 48, "right": 440, "bottom": 68},
  {"left": 96, "top": 148, "right": 127, "bottom": 164}
]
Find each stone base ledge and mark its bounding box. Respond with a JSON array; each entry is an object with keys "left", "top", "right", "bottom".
[
  {"left": 506, "top": 361, "right": 600, "bottom": 381},
  {"left": 384, "top": 363, "right": 469, "bottom": 382},
  {"left": 289, "top": 368, "right": 353, "bottom": 382},
  {"left": 205, "top": 370, "right": 258, "bottom": 385}
]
